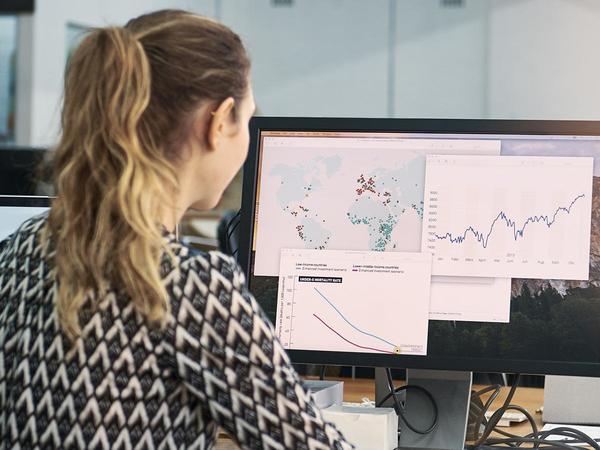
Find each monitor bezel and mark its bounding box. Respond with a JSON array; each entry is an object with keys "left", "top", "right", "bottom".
[
  {"left": 239, "top": 117, "right": 600, "bottom": 377},
  {"left": 0, "top": 195, "right": 52, "bottom": 208}
]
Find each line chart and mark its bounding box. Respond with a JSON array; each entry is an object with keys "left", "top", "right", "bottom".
[
  {"left": 422, "top": 155, "right": 593, "bottom": 280},
  {"left": 434, "top": 194, "right": 585, "bottom": 249},
  {"left": 276, "top": 249, "right": 431, "bottom": 355},
  {"left": 313, "top": 287, "right": 396, "bottom": 348},
  {"left": 312, "top": 314, "right": 395, "bottom": 354}
]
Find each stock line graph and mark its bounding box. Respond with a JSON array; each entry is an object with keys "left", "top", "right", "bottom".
[
  {"left": 422, "top": 155, "right": 593, "bottom": 280},
  {"left": 433, "top": 193, "right": 586, "bottom": 249}
]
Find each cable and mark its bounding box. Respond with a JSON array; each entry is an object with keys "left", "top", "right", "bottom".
[
  {"left": 535, "top": 427, "right": 600, "bottom": 449},
  {"left": 469, "top": 381, "right": 539, "bottom": 448},
  {"left": 469, "top": 384, "right": 503, "bottom": 442},
  {"left": 486, "top": 426, "right": 600, "bottom": 449},
  {"left": 471, "top": 385, "right": 502, "bottom": 423},
  {"left": 376, "top": 384, "right": 440, "bottom": 410},
  {"left": 319, "top": 365, "right": 326, "bottom": 381},
  {"left": 483, "top": 404, "right": 539, "bottom": 442},
  {"left": 480, "top": 437, "right": 579, "bottom": 450},
  {"left": 375, "top": 371, "right": 600, "bottom": 450},
  {"left": 381, "top": 368, "right": 438, "bottom": 435},
  {"left": 467, "top": 373, "right": 600, "bottom": 450},
  {"left": 473, "top": 373, "right": 522, "bottom": 447}
]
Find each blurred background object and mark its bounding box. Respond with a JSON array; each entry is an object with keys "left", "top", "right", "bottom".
[{"left": 0, "top": 145, "right": 48, "bottom": 194}]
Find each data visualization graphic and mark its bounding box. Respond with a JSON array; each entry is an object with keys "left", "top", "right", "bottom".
[
  {"left": 254, "top": 136, "right": 500, "bottom": 276},
  {"left": 276, "top": 249, "right": 432, "bottom": 355},
  {"left": 422, "top": 155, "right": 593, "bottom": 280}
]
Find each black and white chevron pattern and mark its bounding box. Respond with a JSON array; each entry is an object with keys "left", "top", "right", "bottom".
[{"left": 0, "top": 214, "right": 353, "bottom": 450}]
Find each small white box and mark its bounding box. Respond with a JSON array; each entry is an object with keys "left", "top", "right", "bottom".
[
  {"left": 322, "top": 405, "right": 398, "bottom": 450},
  {"left": 303, "top": 380, "right": 344, "bottom": 410},
  {"left": 544, "top": 375, "right": 600, "bottom": 424}
]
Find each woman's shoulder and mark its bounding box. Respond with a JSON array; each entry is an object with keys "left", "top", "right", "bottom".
[
  {"left": 161, "top": 228, "right": 244, "bottom": 285},
  {"left": 165, "top": 246, "right": 250, "bottom": 331},
  {"left": 176, "top": 245, "right": 245, "bottom": 286}
]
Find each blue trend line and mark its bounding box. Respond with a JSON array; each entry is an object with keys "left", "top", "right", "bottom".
[
  {"left": 434, "top": 194, "right": 585, "bottom": 249},
  {"left": 313, "top": 287, "right": 396, "bottom": 349}
]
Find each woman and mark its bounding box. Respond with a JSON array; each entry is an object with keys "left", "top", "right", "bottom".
[{"left": 0, "top": 10, "right": 353, "bottom": 449}]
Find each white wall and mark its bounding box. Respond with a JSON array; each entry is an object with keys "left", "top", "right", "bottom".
[
  {"left": 394, "top": 0, "right": 489, "bottom": 118},
  {"left": 219, "top": 0, "right": 491, "bottom": 119},
  {"left": 394, "top": 0, "right": 600, "bottom": 120},
  {"left": 15, "top": 0, "right": 216, "bottom": 146},
  {"left": 233, "top": 0, "right": 600, "bottom": 121},
  {"left": 487, "top": 0, "right": 600, "bottom": 119},
  {"left": 220, "top": 0, "right": 391, "bottom": 118},
  {"left": 15, "top": 0, "right": 600, "bottom": 147}
]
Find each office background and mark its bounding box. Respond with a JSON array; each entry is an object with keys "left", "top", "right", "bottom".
[{"left": 2, "top": 0, "right": 600, "bottom": 245}]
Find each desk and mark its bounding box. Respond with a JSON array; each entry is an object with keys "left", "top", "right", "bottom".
[{"left": 215, "top": 378, "right": 545, "bottom": 449}]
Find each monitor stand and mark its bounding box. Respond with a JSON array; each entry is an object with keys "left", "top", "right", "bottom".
[{"left": 375, "top": 368, "right": 472, "bottom": 450}]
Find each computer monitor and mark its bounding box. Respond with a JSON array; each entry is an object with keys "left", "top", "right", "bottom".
[
  {"left": 239, "top": 117, "right": 600, "bottom": 378},
  {"left": 1, "top": 195, "right": 51, "bottom": 241},
  {"left": 0, "top": 146, "right": 49, "bottom": 195}
]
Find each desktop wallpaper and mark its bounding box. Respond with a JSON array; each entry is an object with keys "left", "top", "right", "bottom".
[{"left": 427, "top": 139, "right": 600, "bottom": 362}]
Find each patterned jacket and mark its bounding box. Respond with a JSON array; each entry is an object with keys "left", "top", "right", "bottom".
[{"left": 0, "top": 214, "right": 354, "bottom": 450}]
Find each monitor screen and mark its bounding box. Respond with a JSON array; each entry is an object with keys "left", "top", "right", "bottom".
[
  {"left": 0, "top": 196, "right": 51, "bottom": 242},
  {"left": 239, "top": 118, "right": 600, "bottom": 376},
  {"left": 0, "top": 0, "right": 34, "bottom": 14},
  {"left": 0, "top": 147, "right": 48, "bottom": 195}
]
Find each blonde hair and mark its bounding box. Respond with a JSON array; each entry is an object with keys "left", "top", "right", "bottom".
[{"left": 45, "top": 10, "right": 250, "bottom": 339}]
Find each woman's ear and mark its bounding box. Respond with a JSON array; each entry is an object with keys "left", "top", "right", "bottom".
[{"left": 207, "top": 97, "right": 235, "bottom": 151}]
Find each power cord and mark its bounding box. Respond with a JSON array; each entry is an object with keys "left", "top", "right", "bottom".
[
  {"left": 319, "top": 365, "right": 327, "bottom": 381},
  {"left": 467, "top": 373, "right": 600, "bottom": 450},
  {"left": 469, "top": 384, "right": 502, "bottom": 440},
  {"left": 471, "top": 373, "right": 522, "bottom": 446},
  {"left": 376, "top": 368, "right": 438, "bottom": 435},
  {"left": 322, "top": 367, "right": 598, "bottom": 449}
]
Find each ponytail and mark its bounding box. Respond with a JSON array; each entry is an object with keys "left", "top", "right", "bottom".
[
  {"left": 46, "top": 10, "right": 249, "bottom": 340},
  {"left": 47, "top": 26, "right": 178, "bottom": 339}
]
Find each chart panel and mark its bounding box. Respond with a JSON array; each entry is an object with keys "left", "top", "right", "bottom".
[
  {"left": 255, "top": 137, "right": 500, "bottom": 276},
  {"left": 276, "top": 249, "right": 432, "bottom": 355},
  {"left": 422, "top": 155, "right": 593, "bottom": 280}
]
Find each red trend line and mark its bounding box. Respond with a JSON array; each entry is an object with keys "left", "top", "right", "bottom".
[{"left": 312, "top": 314, "right": 396, "bottom": 355}]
